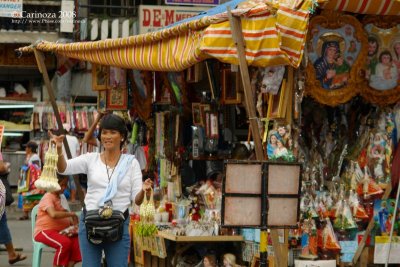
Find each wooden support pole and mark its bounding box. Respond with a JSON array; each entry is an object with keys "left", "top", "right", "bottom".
[
  {"left": 33, "top": 48, "right": 85, "bottom": 203},
  {"left": 226, "top": 8, "right": 283, "bottom": 267},
  {"left": 352, "top": 184, "right": 392, "bottom": 265}
]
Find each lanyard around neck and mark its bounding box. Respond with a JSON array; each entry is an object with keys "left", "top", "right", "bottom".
[{"left": 104, "top": 154, "right": 121, "bottom": 183}]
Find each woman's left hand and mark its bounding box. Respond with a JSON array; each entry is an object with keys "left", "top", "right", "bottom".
[{"left": 142, "top": 178, "right": 153, "bottom": 194}]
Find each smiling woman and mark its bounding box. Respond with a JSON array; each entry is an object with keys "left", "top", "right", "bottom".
[{"left": 48, "top": 113, "right": 153, "bottom": 267}]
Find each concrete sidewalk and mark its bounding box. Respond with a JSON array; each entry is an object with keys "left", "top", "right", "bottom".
[{"left": 0, "top": 202, "right": 83, "bottom": 267}]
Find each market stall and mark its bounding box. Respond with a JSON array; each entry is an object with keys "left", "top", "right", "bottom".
[{"left": 16, "top": 0, "right": 400, "bottom": 266}]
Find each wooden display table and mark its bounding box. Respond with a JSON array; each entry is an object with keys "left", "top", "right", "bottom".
[{"left": 155, "top": 232, "right": 244, "bottom": 266}]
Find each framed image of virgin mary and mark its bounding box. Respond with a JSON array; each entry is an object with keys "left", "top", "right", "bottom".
[
  {"left": 360, "top": 16, "right": 400, "bottom": 105},
  {"left": 305, "top": 11, "right": 367, "bottom": 106}
]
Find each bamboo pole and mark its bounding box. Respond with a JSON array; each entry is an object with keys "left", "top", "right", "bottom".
[
  {"left": 226, "top": 8, "right": 284, "bottom": 267},
  {"left": 33, "top": 48, "right": 85, "bottom": 203}
]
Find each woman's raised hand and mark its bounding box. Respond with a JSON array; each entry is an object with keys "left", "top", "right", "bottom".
[
  {"left": 142, "top": 178, "right": 153, "bottom": 193},
  {"left": 48, "top": 130, "right": 65, "bottom": 148}
]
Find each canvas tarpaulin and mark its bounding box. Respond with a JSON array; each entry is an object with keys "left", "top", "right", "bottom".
[
  {"left": 17, "top": 0, "right": 312, "bottom": 71},
  {"left": 318, "top": 0, "right": 400, "bottom": 15}
]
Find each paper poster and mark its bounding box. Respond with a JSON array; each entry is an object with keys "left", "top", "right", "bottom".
[{"left": 374, "top": 236, "right": 400, "bottom": 264}]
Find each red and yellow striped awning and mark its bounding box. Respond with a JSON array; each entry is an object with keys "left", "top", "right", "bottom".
[
  {"left": 18, "top": 0, "right": 312, "bottom": 71},
  {"left": 319, "top": 0, "right": 400, "bottom": 15}
]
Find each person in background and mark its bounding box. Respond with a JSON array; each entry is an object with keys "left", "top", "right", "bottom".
[
  {"left": 50, "top": 113, "right": 153, "bottom": 266},
  {"left": 19, "top": 141, "right": 42, "bottom": 220},
  {"left": 62, "top": 124, "right": 81, "bottom": 202},
  {"left": 83, "top": 111, "right": 107, "bottom": 148},
  {"left": 34, "top": 176, "right": 81, "bottom": 267},
  {"left": 0, "top": 153, "right": 27, "bottom": 265},
  {"left": 25, "top": 141, "right": 41, "bottom": 168}
]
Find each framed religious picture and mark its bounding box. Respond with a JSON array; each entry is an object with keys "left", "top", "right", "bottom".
[
  {"left": 92, "top": 64, "right": 109, "bottom": 90},
  {"left": 106, "top": 86, "right": 128, "bottom": 110},
  {"left": 221, "top": 68, "right": 242, "bottom": 105},
  {"left": 305, "top": 10, "right": 367, "bottom": 106},
  {"left": 361, "top": 16, "right": 400, "bottom": 105},
  {"left": 109, "top": 67, "right": 127, "bottom": 89}
]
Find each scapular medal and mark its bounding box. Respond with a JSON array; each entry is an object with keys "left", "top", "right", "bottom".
[{"left": 99, "top": 200, "right": 113, "bottom": 219}]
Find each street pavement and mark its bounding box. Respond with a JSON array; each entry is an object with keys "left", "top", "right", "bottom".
[{"left": 0, "top": 202, "right": 83, "bottom": 267}]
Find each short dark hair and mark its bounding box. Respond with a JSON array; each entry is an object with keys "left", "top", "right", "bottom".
[
  {"left": 97, "top": 114, "right": 128, "bottom": 148},
  {"left": 26, "top": 141, "right": 38, "bottom": 153}
]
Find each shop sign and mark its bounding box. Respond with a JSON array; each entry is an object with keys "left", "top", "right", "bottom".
[
  {"left": 0, "top": 0, "right": 23, "bottom": 18},
  {"left": 165, "top": 0, "right": 219, "bottom": 6},
  {"left": 138, "top": 5, "right": 205, "bottom": 34}
]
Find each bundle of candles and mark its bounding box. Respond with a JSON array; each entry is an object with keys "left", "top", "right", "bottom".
[{"left": 35, "top": 145, "right": 61, "bottom": 192}]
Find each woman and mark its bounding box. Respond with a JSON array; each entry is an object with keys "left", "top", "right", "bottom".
[
  {"left": 19, "top": 141, "right": 43, "bottom": 220},
  {"left": 50, "top": 114, "right": 152, "bottom": 267},
  {"left": 34, "top": 176, "right": 81, "bottom": 267},
  {"left": 267, "top": 132, "right": 278, "bottom": 158},
  {"left": 0, "top": 156, "right": 27, "bottom": 264}
]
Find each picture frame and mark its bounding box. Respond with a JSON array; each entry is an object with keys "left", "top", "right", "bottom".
[
  {"left": 361, "top": 16, "right": 400, "bottom": 105},
  {"left": 109, "top": 67, "right": 127, "bottom": 89},
  {"left": 192, "top": 103, "right": 203, "bottom": 126},
  {"left": 92, "top": 64, "right": 109, "bottom": 90},
  {"left": 97, "top": 90, "right": 107, "bottom": 112},
  {"left": 305, "top": 10, "right": 367, "bottom": 106},
  {"left": 266, "top": 79, "right": 287, "bottom": 119},
  {"left": 132, "top": 224, "right": 144, "bottom": 265},
  {"left": 106, "top": 86, "right": 128, "bottom": 110},
  {"left": 221, "top": 68, "right": 242, "bottom": 105}
]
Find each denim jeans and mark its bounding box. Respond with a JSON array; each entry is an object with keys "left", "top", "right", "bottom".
[
  {"left": 78, "top": 213, "right": 131, "bottom": 267},
  {"left": 0, "top": 212, "right": 12, "bottom": 244}
]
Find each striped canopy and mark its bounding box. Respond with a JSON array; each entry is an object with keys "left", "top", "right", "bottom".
[
  {"left": 18, "top": 0, "right": 400, "bottom": 71},
  {"left": 18, "top": 0, "right": 312, "bottom": 71},
  {"left": 318, "top": 0, "right": 400, "bottom": 15}
]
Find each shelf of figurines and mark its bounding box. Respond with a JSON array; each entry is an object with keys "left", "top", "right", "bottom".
[{"left": 295, "top": 174, "right": 398, "bottom": 266}]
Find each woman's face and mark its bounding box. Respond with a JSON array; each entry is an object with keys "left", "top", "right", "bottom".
[
  {"left": 270, "top": 135, "right": 277, "bottom": 144},
  {"left": 325, "top": 46, "right": 337, "bottom": 61},
  {"left": 101, "top": 129, "right": 122, "bottom": 150}
]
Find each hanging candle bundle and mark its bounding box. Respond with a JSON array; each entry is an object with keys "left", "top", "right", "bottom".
[
  {"left": 136, "top": 188, "right": 157, "bottom": 237},
  {"left": 34, "top": 144, "right": 61, "bottom": 192}
]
